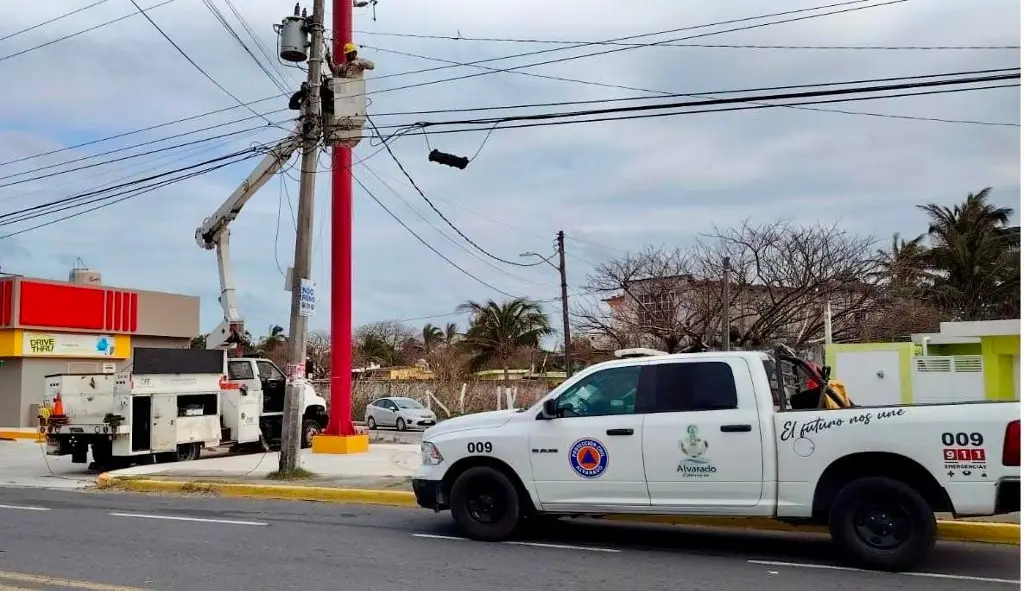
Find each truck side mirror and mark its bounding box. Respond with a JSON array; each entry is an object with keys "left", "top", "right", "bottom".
[{"left": 539, "top": 398, "right": 558, "bottom": 420}]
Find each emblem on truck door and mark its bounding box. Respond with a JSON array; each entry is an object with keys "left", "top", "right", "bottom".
[
  {"left": 569, "top": 438, "right": 608, "bottom": 479},
  {"left": 678, "top": 425, "right": 717, "bottom": 478}
]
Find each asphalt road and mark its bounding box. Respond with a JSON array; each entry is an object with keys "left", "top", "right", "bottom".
[{"left": 0, "top": 488, "right": 1017, "bottom": 591}]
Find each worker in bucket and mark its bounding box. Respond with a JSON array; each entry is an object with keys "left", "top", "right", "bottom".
[{"left": 332, "top": 42, "right": 374, "bottom": 79}]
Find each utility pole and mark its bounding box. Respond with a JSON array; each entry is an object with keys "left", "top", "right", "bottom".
[
  {"left": 557, "top": 231, "right": 573, "bottom": 377},
  {"left": 721, "top": 256, "right": 731, "bottom": 351},
  {"left": 328, "top": 0, "right": 357, "bottom": 438},
  {"left": 280, "top": 0, "right": 326, "bottom": 472}
]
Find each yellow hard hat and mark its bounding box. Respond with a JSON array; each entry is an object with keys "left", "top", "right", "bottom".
[{"left": 343, "top": 42, "right": 358, "bottom": 54}]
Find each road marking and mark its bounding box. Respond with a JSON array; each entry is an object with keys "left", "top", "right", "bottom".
[
  {"left": 412, "top": 533, "right": 620, "bottom": 553},
  {"left": 0, "top": 503, "right": 49, "bottom": 512},
  {"left": 0, "top": 569, "right": 148, "bottom": 590},
  {"left": 109, "top": 512, "right": 268, "bottom": 526},
  {"left": 749, "top": 560, "right": 1021, "bottom": 585},
  {"left": 506, "top": 540, "right": 621, "bottom": 553}
]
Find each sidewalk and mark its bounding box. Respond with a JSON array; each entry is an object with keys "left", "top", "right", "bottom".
[{"left": 105, "top": 443, "right": 420, "bottom": 491}]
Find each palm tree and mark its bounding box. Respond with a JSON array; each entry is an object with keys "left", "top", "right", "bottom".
[
  {"left": 457, "top": 298, "right": 552, "bottom": 381},
  {"left": 421, "top": 322, "right": 461, "bottom": 351},
  {"left": 917, "top": 188, "right": 1020, "bottom": 320},
  {"left": 874, "top": 232, "right": 931, "bottom": 298}
]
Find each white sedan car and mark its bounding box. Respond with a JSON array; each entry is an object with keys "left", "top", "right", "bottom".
[{"left": 364, "top": 396, "right": 437, "bottom": 431}]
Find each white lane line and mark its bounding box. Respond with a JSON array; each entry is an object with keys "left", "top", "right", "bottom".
[
  {"left": 0, "top": 504, "right": 50, "bottom": 512},
  {"left": 749, "top": 559, "right": 1020, "bottom": 585},
  {"left": 412, "top": 533, "right": 620, "bottom": 553},
  {"left": 109, "top": 512, "right": 268, "bottom": 526},
  {"left": 506, "top": 541, "right": 621, "bottom": 553}
]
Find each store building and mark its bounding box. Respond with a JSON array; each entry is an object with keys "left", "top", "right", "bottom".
[{"left": 0, "top": 268, "right": 200, "bottom": 427}]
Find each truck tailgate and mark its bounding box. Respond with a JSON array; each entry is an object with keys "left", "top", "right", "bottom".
[{"left": 44, "top": 374, "right": 117, "bottom": 424}]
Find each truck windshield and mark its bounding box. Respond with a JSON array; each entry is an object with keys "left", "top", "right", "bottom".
[{"left": 393, "top": 397, "right": 424, "bottom": 409}]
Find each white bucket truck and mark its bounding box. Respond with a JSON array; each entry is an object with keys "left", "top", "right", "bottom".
[{"left": 43, "top": 348, "right": 328, "bottom": 468}]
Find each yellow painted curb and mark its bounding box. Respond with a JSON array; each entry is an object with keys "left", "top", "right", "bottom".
[
  {"left": 94, "top": 474, "right": 1019, "bottom": 546},
  {"left": 96, "top": 473, "right": 418, "bottom": 508},
  {"left": 601, "top": 514, "right": 1020, "bottom": 546},
  {"left": 0, "top": 429, "right": 44, "bottom": 442}
]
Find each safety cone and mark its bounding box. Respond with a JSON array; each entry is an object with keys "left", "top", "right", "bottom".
[{"left": 49, "top": 393, "right": 68, "bottom": 425}]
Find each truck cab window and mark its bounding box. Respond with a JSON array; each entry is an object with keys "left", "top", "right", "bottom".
[
  {"left": 555, "top": 366, "right": 640, "bottom": 418},
  {"left": 227, "top": 360, "right": 254, "bottom": 380},
  {"left": 256, "top": 361, "right": 285, "bottom": 382},
  {"left": 651, "top": 361, "right": 738, "bottom": 412}
]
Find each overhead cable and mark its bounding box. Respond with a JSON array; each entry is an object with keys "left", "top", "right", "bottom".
[{"left": 0, "top": 0, "right": 110, "bottom": 44}]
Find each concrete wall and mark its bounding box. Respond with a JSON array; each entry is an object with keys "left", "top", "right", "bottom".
[
  {"left": 134, "top": 290, "right": 200, "bottom": 339},
  {"left": 0, "top": 359, "right": 22, "bottom": 428}
]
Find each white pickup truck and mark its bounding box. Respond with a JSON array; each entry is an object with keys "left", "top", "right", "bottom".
[{"left": 412, "top": 350, "right": 1020, "bottom": 571}]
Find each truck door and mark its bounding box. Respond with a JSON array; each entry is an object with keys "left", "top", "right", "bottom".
[
  {"left": 256, "top": 361, "right": 287, "bottom": 414},
  {"left": 150, "top": 393, "right": 178, "bottom": 453},
  {"left": 527, "top": 365, "right": 650, "bottom": 509},
  {"left": 640, "top": 358, "right": 765, "bottom": 512}
]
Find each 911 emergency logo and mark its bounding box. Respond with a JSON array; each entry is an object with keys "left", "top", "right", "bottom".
[{"left": 569, "top": 438, "right": 608, "bottom": 479}]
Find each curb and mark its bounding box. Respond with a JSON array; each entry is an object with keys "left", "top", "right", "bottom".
[
  {"left": 0, "top": 429, "right": 44, "bottom": 442},
  {"left": 95, "top": 474, "right": 1020, "bottom": 546},
  {"left": 95, "top": 473, "right": 418, "bottom": 508}
]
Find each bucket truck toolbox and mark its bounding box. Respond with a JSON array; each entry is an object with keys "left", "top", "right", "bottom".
[
  {"left": 108, "top": 348, "right": 226, "bottom": 457},
  {"left": 42, "top": 373, "right": 118, "bottom": 457}
]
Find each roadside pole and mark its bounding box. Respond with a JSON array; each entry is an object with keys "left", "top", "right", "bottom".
[
  {"left": 280, "top": 0, "right": 326, "bottom": 472},
  {"left": 721, "top": 256, "right": 731, "bottom": 351},
  {"left": 557, "top": 231, "right": 572, "bottom": 377},
  {"left": 328, "top": 0, "right": 356, "bottom": 438}
]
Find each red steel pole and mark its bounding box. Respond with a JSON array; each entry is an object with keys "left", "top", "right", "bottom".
[{"left": 328, "top": 0, "right": 355, "bottom": 436}]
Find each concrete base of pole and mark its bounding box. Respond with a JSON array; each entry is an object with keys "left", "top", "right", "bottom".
[{"left": 311, "top": 434, "right": 370, "bottom": 454}]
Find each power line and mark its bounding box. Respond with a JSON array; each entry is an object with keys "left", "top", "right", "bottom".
[
  {"left": 359, "top": 163, "right": 546, "bottom": 286},
  {"left": 127, "top": 0, "right": 282, "bottom": 128},
  {"left": 201, "top": 0, "right": 293, "bottom": 94},
  {"left": 0, "top": 119, "right": 290, "bottom": 189},
  {"left": 355, "top": 30, "right": 1019, "bottom": 51},
  {"left": 0, "top": 145, "right": 267, "bottom": 225},
  {"left": 352, "top": 173, "right": 520, "bottom": 298},
  {"left": 0, "top": 108, "right": 290, "bottom": 180},
  {"left": 365, "top": 43, "right": 1020, "bottom": 126},
  {"left": 0, "top": 0, "right": 179, "bottom": 64},
  {"left": 0, "top": 0, "right": 110, "bottom": 43},
  {"left": 367, "top": 117, "right": 547, "bottom": 268},
  {"left": 0, "top": 151, "right": 260, "bottom": 239},
  {"left": 409, "top": 71, "right": 1021, "bottom": 129},
  {"left": 0, "top": 0, "right": 891, "bottom": 169},
  {"left": 363, "top": 0, "right": 908, "bottom": 98},
  {"left": 222, "top": 0, "right": 297, "bottom": 88}
]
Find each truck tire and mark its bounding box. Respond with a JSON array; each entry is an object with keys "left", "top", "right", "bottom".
[
  {"left": 175, "top": 442, "right": 201, "bottom": 462},
  {"left": 301, "top": 419, "right": 320, "bottom": 449},
  {"left": 828, "top": 476, "right": 936, "bottom": 571},
  {"left": 450, "top": 466, "right": 522, "bottom": 542}
]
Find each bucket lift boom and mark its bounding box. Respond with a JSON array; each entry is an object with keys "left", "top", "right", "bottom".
[{"left": 195, "top": 123, "right": 303, "bottom": 350}]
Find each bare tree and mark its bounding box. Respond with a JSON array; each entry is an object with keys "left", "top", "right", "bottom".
[
  {"left": 695, "top": 220, "right": 878, "bottom": 347},
  {"left": 573, "top": 246, "right": 719, "bottom": 352},
  {"left": 306, "top": 330, "right": 331, "bottom": 379},
  {"left": 353, "top": 320, "right": 417, "bottom": 367}
]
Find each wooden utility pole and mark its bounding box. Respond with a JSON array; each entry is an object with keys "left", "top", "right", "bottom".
[
  {"left": 721, "top": 256, "right": 731, "bottom": 351},
  {"left": 557, "top": 231, "right": 572, "bottom": 377},
  {"left": 280, "top": 0, "right": 326, "bottom": 472}
]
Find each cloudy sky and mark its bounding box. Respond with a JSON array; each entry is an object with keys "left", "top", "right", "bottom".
[{"left": 0, "top": 0, "right": 1018, "bottom": 342}]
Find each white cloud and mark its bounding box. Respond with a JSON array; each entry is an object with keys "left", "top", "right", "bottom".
[{"left": 0, "top": 0, "right": 1017, "bottom": 341}]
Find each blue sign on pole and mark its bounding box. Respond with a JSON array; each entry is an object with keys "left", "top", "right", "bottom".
[{"left": 299, "top": 279, "right": 316, "bottom": 317}]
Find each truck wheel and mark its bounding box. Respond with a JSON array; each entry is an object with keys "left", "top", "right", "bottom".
[
  {"left": 175, "top": 442, "right": 201, "bottom": 462},
  {"left": 450, "top": 466, "right": 522, "bottom": 542},
  {"left": 301, "top": 419, "right": 321, "bottom": 449},
  {"left": 828, "top": 476, "right": 936, "bottom": 571}
]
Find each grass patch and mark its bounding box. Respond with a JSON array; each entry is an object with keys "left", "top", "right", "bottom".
[{"left": 266, "top": 467, "right": 317, "bottom": 481}]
